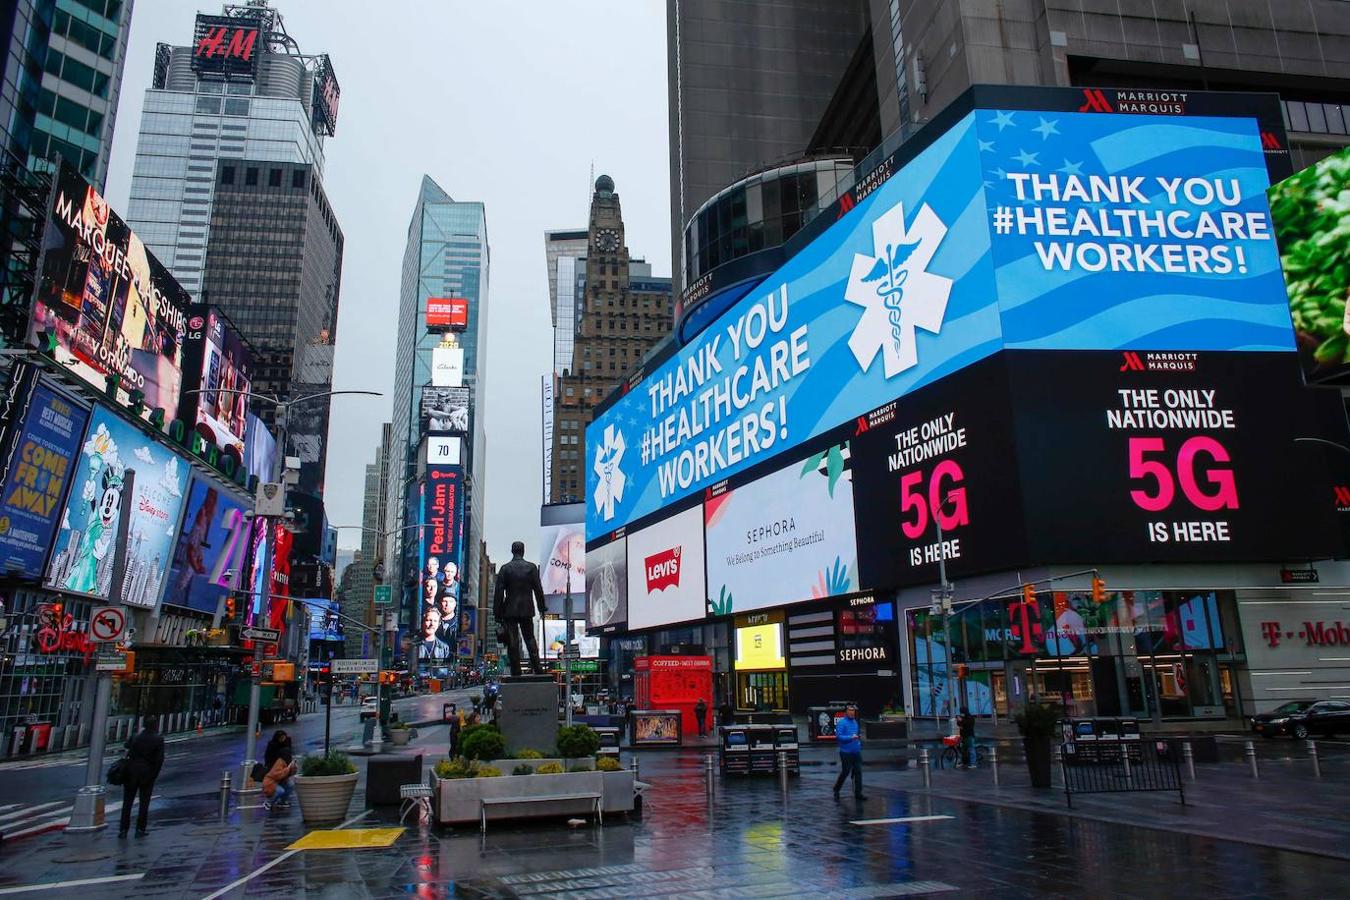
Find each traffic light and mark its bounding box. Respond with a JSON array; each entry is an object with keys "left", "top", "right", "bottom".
[
  {"left": 1091, "top": 576, "right": 1107, "bottom": 604},
  {"left": 224, "top": 597, "right": 236, "bottom": 620},
  {"left": 1021, "top": 583, "right": 1035, "bottom": 605},
  {"left": 954, "top": 664, "right": 969, "bottom": 679}
]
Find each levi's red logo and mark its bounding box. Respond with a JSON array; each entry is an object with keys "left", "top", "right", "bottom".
[{"left": 645, "top": 546, "right": 682, "bottom": 592}]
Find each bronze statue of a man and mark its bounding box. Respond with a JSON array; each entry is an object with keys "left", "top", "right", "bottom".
[{"left": 493, "top": 540, "right": 547, "bottom": 676}]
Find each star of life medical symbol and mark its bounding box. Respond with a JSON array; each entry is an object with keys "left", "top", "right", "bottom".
[
  {"left": 844, "top": 201, "right": 952, "bottom": 379},
  {"left": 593, "top": 424, "right": 627, "bottom": 521}
]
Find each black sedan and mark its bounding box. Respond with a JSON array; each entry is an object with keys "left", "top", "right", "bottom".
[{"left": 1252, "top": 700, "right": 1350, "bottom": 739}]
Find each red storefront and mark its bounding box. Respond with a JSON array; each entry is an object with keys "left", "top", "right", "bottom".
[{"left": 634, "top": 655, "right": 713, "bottom": 736}]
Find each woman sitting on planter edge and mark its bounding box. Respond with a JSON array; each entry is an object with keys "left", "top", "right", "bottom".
[{"left": 262, "top": 730, "right": 297, "bottom": 811}]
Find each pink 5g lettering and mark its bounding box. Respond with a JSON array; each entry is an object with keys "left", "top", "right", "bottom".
[{"left": 1128, "top": 436, "right": 1238, "bottom": 512}]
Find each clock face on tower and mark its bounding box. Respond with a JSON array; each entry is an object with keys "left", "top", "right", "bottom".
[{"left": 595, "top": 228, "right": 620, "bottom": 252}]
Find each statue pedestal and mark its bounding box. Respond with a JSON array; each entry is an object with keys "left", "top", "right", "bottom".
[{"left": 497, "top": 675, "right": 558, "bottom": 755}]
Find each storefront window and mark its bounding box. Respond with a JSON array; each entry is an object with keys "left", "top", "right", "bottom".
[{"left": 909, "top": 589, "right": 1236, "bottom": 721}]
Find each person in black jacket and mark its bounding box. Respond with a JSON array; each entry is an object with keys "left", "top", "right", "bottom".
[
  {"left": 492, "top": 541, "right": 547, "bottom": 676},
  {"left": 263, "top": 730, "right": 294, "bottom": 769},
  {"left": 119, "top": 719, "right": 164, "bottom": 838}
]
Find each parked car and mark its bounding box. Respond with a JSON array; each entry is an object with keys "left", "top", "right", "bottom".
[
  {"left": 360, "top": 695, "right": 379, "bottom": 720},
  {"left": 1252, "top": 700, "right": 1350, "bottom": 739},
  {"left": 1251, "top": 701, "right": 1314, "bottom": 737}
]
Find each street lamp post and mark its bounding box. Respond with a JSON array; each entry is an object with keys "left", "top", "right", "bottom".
[
  {"left": 181, "top": 388, "right": 381, "bottom": 788},
  {"left": 931, "top": 492, "right": 960, "bottom": 739}
]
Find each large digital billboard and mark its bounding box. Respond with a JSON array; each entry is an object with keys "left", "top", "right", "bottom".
[
  {"left": 704, "top": 441, "right": 859, "bottom": 616},
  {"left": 420, "top": 386, "right": 469, "bottom": 434},
  {"left": 1269, "top": 143, "right": 1350, "bottom": 383},
  {"left": 1009, "top": 350, "right": 1340, "bottom": 562},
  {"left": 426, "top": 297, "right": 468, "bottom": 331},
  {"left": 46, "top": 405, "right": 190, "bottom": 607},
  {"left": 585, "top": 536, "right": 627, "bottom": 629},
  {"left": 419, "top": 465, "right": 465, "bottom": 661},
  {"left": 29, "top": 161, "right": 191, "bottom": 424},
  {"left": 540, "top": 522, "right": 585, "bottom": 600},
  {"left": 191, "top": 14, "right": 261, "bottom": 79},
  {"left": 0, "top": 372, "right": 88, "bottom": 579},
  {"left": 164, "top": 476, "right": 249, "bottom": 614},
  {"left": 310, "top": 54, "right": 340, "bottom": 137},
  {"left": 586, "top": 103, "right": 1295, "bottom": 537},
  {"left": 625, "top": 504, "right": 706, "bottom": 630},
  {"left": 180, "top": 306, "right": 253, "bottom": 459}
]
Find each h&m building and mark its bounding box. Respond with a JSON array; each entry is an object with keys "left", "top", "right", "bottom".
[{"left": 586, "top": 85, "right": 1350, "bottom": 724}]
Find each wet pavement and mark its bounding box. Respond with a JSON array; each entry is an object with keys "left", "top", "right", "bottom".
[{"left": 1, "top": 742, "right": 1348, "bottom": 898}]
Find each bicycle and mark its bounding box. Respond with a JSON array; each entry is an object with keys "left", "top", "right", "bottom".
[{"left": 937, "top": 734, "right": 988, "bottom": 769}]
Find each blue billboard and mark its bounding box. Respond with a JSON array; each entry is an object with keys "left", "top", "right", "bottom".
[
  {"left": 163, "top": 475, "right": 249, "bottom": 614},
  {"left": 587, "top": 107, "right": 1293, "bottom": 537},
  {"left": 45, "top": 404, "right": 191, "bottom": 607},
  {"left": 0, "top": 379, "right": 88, "bottom": 578}
]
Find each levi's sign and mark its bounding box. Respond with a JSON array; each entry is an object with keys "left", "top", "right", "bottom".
[{"left": 644, "top": 547, "right": 682, "bottom": 592}]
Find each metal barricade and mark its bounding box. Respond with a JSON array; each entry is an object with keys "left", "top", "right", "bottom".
[{"left": 1059, "top": 722, "right": 1185, "bottom": 807}]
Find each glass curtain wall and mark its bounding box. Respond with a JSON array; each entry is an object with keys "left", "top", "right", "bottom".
[{"left": 911, "top": 590, "right": 1242, "bottom": 721}]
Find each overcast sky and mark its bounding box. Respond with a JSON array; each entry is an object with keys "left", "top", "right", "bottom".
[{"left": 104, "top": 1, "right": 671, "bottom": 560}]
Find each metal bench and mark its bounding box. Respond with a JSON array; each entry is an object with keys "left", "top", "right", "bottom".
[
  {"left": 399, "top": 783, "right": 434, "bottom": 824},
  {"left": 479, "top": 791, "right": 602, "bottom": 832}
]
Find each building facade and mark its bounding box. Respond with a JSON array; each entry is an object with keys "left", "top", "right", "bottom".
[
  {"left": 342, "top": 422, "right": 391, "bottom": 661},
  {"left": 385, "top": 176, "right": 489, "bottom": 671},
  {"left": 551, "top": 176, "right": 672, "bottom": 504}
]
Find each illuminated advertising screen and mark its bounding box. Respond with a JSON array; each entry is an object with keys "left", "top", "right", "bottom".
[
  {"left": 426, "top": 297, "right": 468, "bottom": 331},
  {"left": 244, "top": 513, "right": 269, "bottom": 627},
  {"left": 268, "top": 521, "right": 292, "bottom": 632},
  {"left": 734, "top": 621, "right": 785, "bottom": 670},
  {"left": 243, "top": 412, "right": 275, "bottom": 484},
  {"left": 585, "top": 536, "right": 627, "bottom": 629},
  {"left": 163, "top": 476, "right": 248, "bottom": 614},
  {"left": 586, "top": 99, "right": 1295, "bottom": 538},
  {"left": 431, "top": 346, "right": 464, "bottom": 387},
  {"left": 542, "top": 618, "right": 598, "bottom": 658},
  {"left": 425, "top": 435, "right": 460, "bottom": 466},
  {"left": 29, "top": 160, "right": 190, "bottom": 424},
  {"left": 625, "top": 504, "right": 706, "bottom": 630},
  {"left": 1269, "top": 143, "right": 1350, "bottom": 383},
  {"left": 191, "top": 14, "right": 261, "bottom": 78},
  {"left": 1008, "top": 350, "right": 1340, "bottom": 563},
  {"left": 419, "top": 465, "right": 465, "bottom": 661},
  {"left": 851, "top": 354, "right": 1027, "bottom": 588},
  {"left": 539, "top": 522, "right": 585, "bottom": 600},
  {"left": 181, "top": 306, "right": 252, "bottom": 459},
  {"left": 0, "top": 372, "right": 88, "bottom": 579},
  {"left": 704, "top": 440, "right": 859, "bottom": 616},
  {"left": 420, "top": 385, "right": 469, "bottom": 434},
  {"left": 45, "top": 405, "right": 190, "bottom": 607},
  {"left": 308, "top": 598, "right": 341, "bottom": 641},
  {"left": 836, "top": 599, "right": 896, "bottom": 666}
]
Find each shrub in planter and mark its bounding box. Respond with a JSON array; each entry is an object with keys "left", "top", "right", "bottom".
[
  {"left": 595, "top": 756, "right": 623, "bottom": 772},
  {"left": 515, "top": 748, "right": 544, "bottom": 759},
  {"left": 476, "top": 765, "right": 502, "bottom": 778},
  {"left": 434, "top": 758, "right": 480, "bottom": 779},
  {"left": 512, "top": 764, "right": 533, "bottom": 776},
  {"left": 460, "top": 725, "right": 505, "bottom": 761},
  {"left": 535, "top": 762, "right": 564, "bottom": 774},
  {"left": 300, "top": 751, "right": 357, "bottom": 777},
  {"left": 1014, "top": 703, "right": 1061, "bottom": 789},
  {"left": 568, "top": 763, "right": 592, "bottom": 773},
  {"left": 556, "top": 724, "right": 600, "bottom": 759}
]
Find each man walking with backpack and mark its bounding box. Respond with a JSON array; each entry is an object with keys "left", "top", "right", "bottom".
[{"left": 119, "top": 719, "right": 164, "bottom": 838}]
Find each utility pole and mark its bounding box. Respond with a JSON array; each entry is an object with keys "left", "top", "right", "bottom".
[
  {"left": 563, "top": 542, "right": 574, "bottom": 728},
  {"left": 932, "top": 492, "right": 958, "bottom": 739}
]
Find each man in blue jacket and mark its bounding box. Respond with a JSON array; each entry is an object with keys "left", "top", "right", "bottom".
[{"left": 832, "top": 703, "right": 866, "bottom": 800}]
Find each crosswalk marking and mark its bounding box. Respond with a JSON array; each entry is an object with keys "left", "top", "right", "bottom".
[
  {"left": 850, "top": 815, "right": 956, "bottom": 826},
  {"left": 0, "top": 795, "right": 152, "bottom": 842},
  {"left": 0, "top": 801, "right": 67, "bottom": 824}
]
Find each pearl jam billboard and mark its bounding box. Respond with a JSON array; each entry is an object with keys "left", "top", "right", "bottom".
[
  {"left": 419, "top": 465, "right": 465, "bottom": 661},
  {"left": 586, "top": 91, "right": 1296, "bottom": 539},
  {"left": 28, "top": 160, "right": 191, "bottom": 426}
]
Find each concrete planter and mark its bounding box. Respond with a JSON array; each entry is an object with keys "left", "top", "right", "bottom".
[
  {"left": 433, "top": 770, "right": 605, "bottom": 826},
  {"left": 599, "top": 769, "right": 635, "bottom": 814},
  {"left": 295, "top": 772, "right": 358, "bottom": 824},
  {"left": 487, "top": 758, "right": 564, "bottom": 773},
  {"left": 389, "top": 728, "right": 412, "bottom": 746}
]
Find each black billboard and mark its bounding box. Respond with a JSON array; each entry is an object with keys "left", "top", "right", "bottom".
[
  {"left": 852, "top": 354, "right": 1028, "bottom": 589},
  {"left": 1008, "top": 350, "right": 1342, "bottom": 563},
  {"left": 310, "top": 54, "right": 340, "bottom": 137}
]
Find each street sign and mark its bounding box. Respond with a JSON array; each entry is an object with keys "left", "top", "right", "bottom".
[
  {"left": 562, "top": 648, "right": 582, "bottom": 659},
  {"left": 96, "top": 652, "right": 129, "bottom": 672},
  {"left": 331, "top": 658, "right": 379, "bottom": 674},
  {"left": 373, "top": 585, "right": 392, "bottom": 605},
  {"left": 242, "top": 626, "right": 281, "bottom": 643},
  {"left": 89, "top": 606, "right": 127, "bottom": 643}
]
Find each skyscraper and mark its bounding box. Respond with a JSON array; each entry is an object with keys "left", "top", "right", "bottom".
[
  {"left": 544, "top": 228, "right": 588, "bottom": 378},
  {"left": 124, "top": 1, "right": 343, "bottom": 494},
  {"left": 386, "top": 176, "right": 488, "bottom": 660},
  {"left": 342, "top": 422, "right": 391, "bottom": 660},
  {"left": 550, "top": 176, "right": 671, "bottom": 502},
  {"left": 0, "top": 0, "right": 135, "bottom": 343}
]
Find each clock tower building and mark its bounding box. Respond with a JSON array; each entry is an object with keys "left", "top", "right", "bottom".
[{"left": 549, "top": 175, "right": 672, "bottom": 503}]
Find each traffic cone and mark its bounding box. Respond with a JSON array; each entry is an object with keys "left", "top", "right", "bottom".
[
  {"left": 255, "top": 723, "right": 261, "bottom": 738},
  {"left": 196, "top": 721, "right": 203, "bottom": 736}
]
